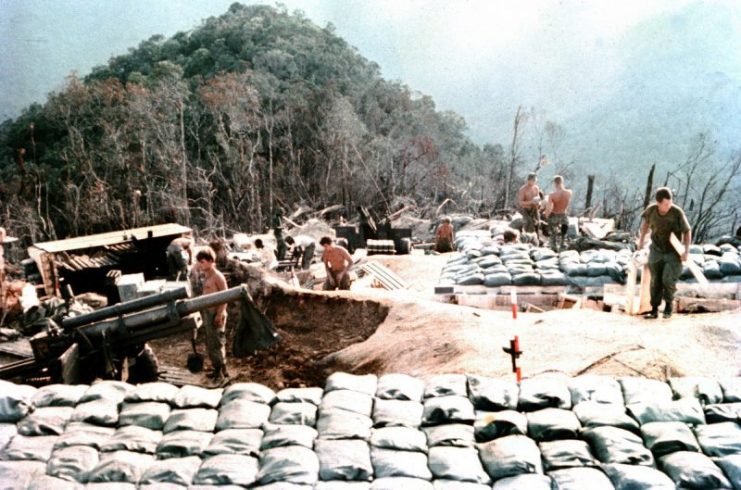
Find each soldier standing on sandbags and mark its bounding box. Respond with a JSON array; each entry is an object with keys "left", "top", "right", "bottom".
[
  {"left": 192, "top": 247, "right": 230, "bottom": 381},
  {"left": 544, "top": 175, "right": 573, "bottom": 252},
  {"left": 517, "top": 173, "right": 541, "bottom": 245},
  {"left": 637, "top": 187, "right": 692, "bottom": 319}
]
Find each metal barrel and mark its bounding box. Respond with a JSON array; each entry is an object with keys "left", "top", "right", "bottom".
[
  {"left": 62, "top": 286, "right": 189, "bottom": 330},
  {"left": 76, "top": 285, "right": 249, "bottom": 338}
]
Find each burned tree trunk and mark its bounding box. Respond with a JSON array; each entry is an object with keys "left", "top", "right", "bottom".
[
  {"left": 643, "top": 163, "right": 655, "bottom": 209},
  {"left": 584, "top": 175, "right": 595, "bottom": 213}
]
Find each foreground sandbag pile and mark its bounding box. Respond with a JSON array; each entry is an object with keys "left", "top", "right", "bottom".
[
  {"left": 1, "top": 373, "right": 740, "bottom": 489},
  {"left": 440, "top": 231, "right": 741, "bottom": 288}
]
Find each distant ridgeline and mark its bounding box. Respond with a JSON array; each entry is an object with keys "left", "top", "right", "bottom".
[{"left": 0, "top": 3, "right": 738, "bottom": 244}]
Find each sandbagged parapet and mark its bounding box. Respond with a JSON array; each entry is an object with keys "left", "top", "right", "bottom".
[{"left": 0, "top": 373, "right": 738, "bottom": 487}]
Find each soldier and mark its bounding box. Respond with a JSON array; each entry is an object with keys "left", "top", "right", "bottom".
[
  {"left": 435, "top": 218, "right": 455, "bottom": 253},
  {"left": 285, "top": 235, "right": 316, "bottom": 270},
  {"left": 517, "top": 173, "right": 541, "bottom": 245},
  {"left": 320, "top": 236, "right": 353, "bottom": 290},
  {"left": 166, "top": 234, "right": 193, "bottom": 281},
  {"left": 637, "top": 187, "right": 691, "bottom": 319},
  {"left": 544, "top": 175, "right": 573, "bottom": 252},
  {"left": 193, "top": 248, "right": 230, "bottom": 381}
]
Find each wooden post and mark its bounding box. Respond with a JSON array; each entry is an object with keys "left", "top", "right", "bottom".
[
  {"left": 585, "top": 175, "right": 595, "bottom": 212},
  {"left": 643, "top": 163, "right": 655, "bottom": 210}
]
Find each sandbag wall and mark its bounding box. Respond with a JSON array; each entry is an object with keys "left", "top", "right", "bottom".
[
  {"left": 440, "top": 231, "right": 741, "bottom": 288},
  {"left": 1, "top": 373, "right": 740, "bottom": 489}
]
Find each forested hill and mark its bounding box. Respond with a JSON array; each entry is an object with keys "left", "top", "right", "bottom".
[{"left": 0, "top": 3, "right": 494, "bottom": 241}]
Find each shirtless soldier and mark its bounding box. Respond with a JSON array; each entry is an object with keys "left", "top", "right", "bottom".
[
  {"left": 544, "top": 175, "right": 573, "bottom": 252},
  {"left": 517, "top": 173, "right": 541, "bottom": 244},
  {"left": 320, "top": 236, "right": 353, "bottom": 290},
  {"left": 193, "top": 248, "right": 229, "bottom": 381}
]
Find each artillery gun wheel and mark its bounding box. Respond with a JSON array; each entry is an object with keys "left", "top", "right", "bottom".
[{"left": 127, "top": 343, "right": 160, "bottom": 383}]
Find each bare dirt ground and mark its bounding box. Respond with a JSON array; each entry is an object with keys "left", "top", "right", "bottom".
[{"left": 152, "top": 252, "right": 740, "bottom": 389}]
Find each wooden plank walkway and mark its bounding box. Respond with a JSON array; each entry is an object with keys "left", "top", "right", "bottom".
[{"left": 360, "top": 262, "right": 410, "bottom": 290}]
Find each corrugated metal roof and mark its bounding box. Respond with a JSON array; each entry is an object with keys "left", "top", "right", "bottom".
[{"left": 31, "top": 223, "right": 191, "bottom": 254}]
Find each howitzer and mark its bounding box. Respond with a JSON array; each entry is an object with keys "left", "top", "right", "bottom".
[{"left": 0, "top": 284, "right": 268, "bottom": 385}]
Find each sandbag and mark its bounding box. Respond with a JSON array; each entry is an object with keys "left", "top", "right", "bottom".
[
  {"left": 376, "top": 374, "right": 424, "bottom": 402},
  {"left": 155, "top": 430, "right": 213, "bottom": 458},
  {"left": 581, "top": 426, "right": 654, "bottom": 466},
  {"left": 518, "top": 376, "right": 571, "bottom": 411},
  {"left": 163, "top": 408, "right": 218, "bottom": 433},
  {"left": 626, "top": 397, "right": 706, "bottom": 425},
  {"left": 703, "top": 244, "right": 723, "bottom": 256},
  {"left": 694, "top": 421, "right": 741, "bottom": 457},
  {"left": 427, "top": 446, "right": 490, "bottom": 484},
  {"left": 0, "top": 423, "right": 17, "bottom": 451},
  {"left": 0, "top": 381, "right": 36, "bottom": 422},
  {"left": 0, "top": 461, "right": 47, "bottom": 489},
  {"left": 370, "top": 448, "right": 431, "bottom": 480},
  {"left": 526, "top": 408, "right": 581, "bottom": 441},
  {"left": 315, "top": 439, "right": 373, "bottom": 481},
  {"left": 17, "top": 406, "right": 73, "bottom": 436},
  {"left": 659, "top": 451, "right": 732, "bottom": 489},
  {"left": 424, "top": 374, "right": 468, "bottom": 398},
  {"left": 140, "top": 455, "right": 201, "bottom": 486},
  {"left": 276, "top": 387, "right": 324, "bottom": 405},
  {"left": 321, "top": 390, "right": 374, "bottom": 417},
  {"left": 269, "top": 402, "right": 318, "bottom": 426},
  {"left": 369, "top": 427, "right": 427, "bottom": 453},
  {"left": 511, "top": 272, "right": 541, "bottom": 286},
  {"left": 704, "top": 403, "right": 741, "bottom": 423},
  {"left": 31, "top": 384, "right": 87, "bottom": 408},
  {"left": 47, "top": 445, "right": 100, "bottom": 483},
  {"left": 422, "top": 396, "right": 475, "bottom": 426},
  {"left": 27, "top": 475, "right": 83, "bottom": 490},
  {"left": 193, "top": 454, "right": 259, "bottom": 487},
  {"left": 215, "top": 400, "right": 271, "bottom": 430},
  {"left": 720, "top": 378, "right": 741, "bottom": 402},
  {"left": 562, "top": 262, "right": 588, "bottom": 277},
  {"left": 79, "top": 381, "right": 132, "bottom": 405},
  {"left": 601, "top": 463, "right": 675, "bottom": 490},
  {"left": 569, "top": 375, "right": 624, "bottom": 406},
  {"left": 491, "top": 473, "right": 552, "bottom": 489},
  {"left": 572, "top": 402, "right": 640, "bottom": 434},
  {"left": 423, "top": 424, "right": 475, "bottom": 448},
  {"left": 173, "top": 386, "right": 222, "bottom": 409},
  {"left": 2, "top": 434, "right": 57, "bottom": 461},
  {"left": 317, "top": 410, "right": 372, "bottom": 440},
  {"left": 704, "top": 260, "right": 724, "bottom": 279},
  {"left": 586, "top": 263, "right": 608, "bottom": 277},
  {"left": 255, "top": 446, "right": 319, "bottom": 486},
  {"left": 54, "top": 423, "right": 114, "bottom": 450},
  {"left": 540, "top": 271, "right": 568, "bottom": 286},
  {"left": 477, "top": 435, "right": 542, "bottom": 480},
  {"left": 669, "top": 376, "right": 723, "bottom": 405},
  {"left": 325, "top": 373, "right": 378, "bottom": 396},
  {"left": 88, "top": 450, "right": 155, "bottom": 484},
  {"left": 719, "top": 255, "right": 741, "bottom": 275},
  {"left": 476, "top": 256, "right": 502, "bottom": 269},
  {"left": 456, "top": 272, "right": 484, "bottom": 285},
  {"left": 483, "top": 272, "right": 512, "bottom": 287},
  {"left": 640, "top": 421, "right": 700, "bottom": 458},
  {"left": 372, "top": 477, "right": 432, "bottom": 489},
  {"left": 714, "top": 454, "right": 741, "bottom": 490},
  {"left": 539, "top": 439, "right": 597, "bottom": 471},
  {"left": 69, "top": 399, "right": 119, "bottom": 427},
  {"left": 100, "top": 425, "right": 162, "bottom": 454},
  {"left": 204, "top": 428, "right": 262, "bottom": 456},
  {"left": 474, "top": 410, "right": 527, "bottom": 442},
  {"left": 260, "top": 423, "right": 317, "bottom": 450},
  {"left": 466, "top": 375, "right": 518, "bottom": 411},
  {"left": 118, "top": 402, "right": 171, "bottom": 430},
  {"left": 221, "top": 382, "right": 277, "bottom": 406},
  {"left": 548, "top": 467, "right": 615, "bottom": 490},
  {"left": 124, "top": 382, "right": 179, "bottom": 404},
  {"left": 531, "top": 248, "right": 557, "bottom": 262},
  {"left": 372, "top": 399, "right": 423, "bottom": 428},
  {"left": 619, "top": 377, "right": 673, "bottom": 405}
]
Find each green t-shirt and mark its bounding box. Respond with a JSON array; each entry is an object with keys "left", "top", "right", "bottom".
[{"left": 641, "top": 203, "right": 691, "bottom": 254}]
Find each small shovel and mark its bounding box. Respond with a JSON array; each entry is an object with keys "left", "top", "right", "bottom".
[{"left": 186, "top": 337, "right": 205, "bottom": 373}]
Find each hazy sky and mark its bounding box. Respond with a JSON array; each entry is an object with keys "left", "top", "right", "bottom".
[{"left": 0, "top": 0, "right": 737, "bottom": 146}]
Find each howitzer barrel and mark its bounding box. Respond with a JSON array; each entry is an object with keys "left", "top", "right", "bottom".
[
  {"left": 62, "top": 286, "right": 189, "bottom": 330},
  {"left": 76, "top": 285, "right": 249, "bottom": 340}
]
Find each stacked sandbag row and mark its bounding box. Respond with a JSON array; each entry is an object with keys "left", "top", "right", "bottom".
[
  {"left": 1, "top": 374, "right": 740, "bottom": 489},
  {"left": 685, "top": 244, "right": 741, "bottom": 282},
  {"left": 558, "top": 249, "right": 630, "bottom": 288}
]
